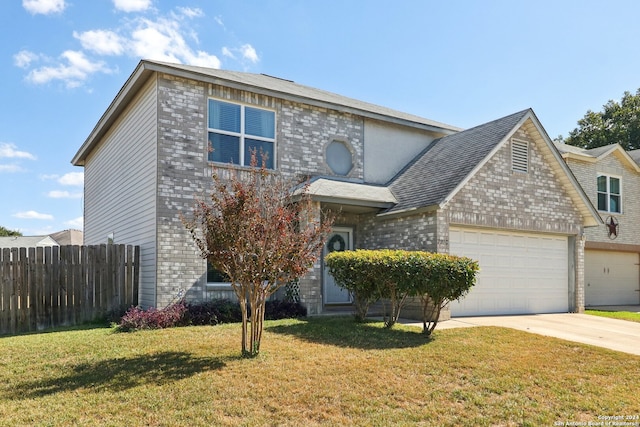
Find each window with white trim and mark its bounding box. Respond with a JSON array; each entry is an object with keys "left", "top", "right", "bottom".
[
  {"left": 511, "top": 139, "right": 529, "bottom": 173},
  {"left": 597, "top": 174, "right": 621, "bottom": 213},
  {"left": 208, "top": 99, "right": 276, "bottom": 169}
]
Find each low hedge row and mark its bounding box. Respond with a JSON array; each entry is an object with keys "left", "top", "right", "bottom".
[
  {"left": 324, "top": 249, "right": 479, "bottom": 334},
  {"left": 115, "top": 299, "right": 307, "bottom": 332}
]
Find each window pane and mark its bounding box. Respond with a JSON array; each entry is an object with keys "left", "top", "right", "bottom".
[
  {"left": 245, "top": 107, "right": 275, "bottom": 138},
  {"left": 597, "top": 193, "right": 607, "bottom": 211},
  {"left": 597, "top": 176, "right": 607, "bottom": 192},
  {"left": 244, "top": 138, "right": 274, "bottom": 169},
  {"left": 610, "top": 195, "right": 620, "bottom": 213},
  {"left": 207, "top": 262, "right": 229, "bottom": 283},
  {"left": 209, "top": 100, "right": 240, "bottom": 132},
  {"left": 609, "top": 177, "right": 620, "bottom": 194},
  {"left": 209, "top": 132, "right": 240, "bottom": 164}
]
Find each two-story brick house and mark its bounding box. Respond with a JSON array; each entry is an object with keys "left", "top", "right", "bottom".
[
  {"left": 555, "top": 142, "right": 640, "bottom": 306},
  {"left": 72, "top": 60, "right": 601, "bottom": 317}
]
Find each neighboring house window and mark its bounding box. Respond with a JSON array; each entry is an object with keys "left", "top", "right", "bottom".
[
  {"left": 597, "top": 175, "right": 621, "bottom": 213},
  {"left": 511, "top": 139, "right": 529, "bottom": 173},
  {"left": 208, "top": 99, "right": 276, "bottom": 169}
]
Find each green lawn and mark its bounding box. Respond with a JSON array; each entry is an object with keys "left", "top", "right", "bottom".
[
  {"left": 586, "top": 309, "right": 640, "bottom": 323},
  {"left": 1, "top": 317, "right": 638, "bottom": 426}
]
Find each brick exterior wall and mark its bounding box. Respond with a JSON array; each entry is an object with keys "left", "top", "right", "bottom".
[
  {"left": 156, "top": 74, "right": 209, "bottom": 307},
  {"left": 445, "top": 128, "right": 583, "bottom": 236},
  {"left": 154, "top": 74, "right": 366, "bottom": 309},
  {"left": 150, "top": 73, "right": 589, "bottom": 315}
]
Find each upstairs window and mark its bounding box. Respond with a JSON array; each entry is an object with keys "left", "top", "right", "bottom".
[
  {"left": 208, "top": 99, "right": 275, "bottom": 169},
  {"left": 597, "top": 175, "right": 621, "bottom": 213},
  {"left": 511, "top": 139, "right": 529, "bottom": 173}
]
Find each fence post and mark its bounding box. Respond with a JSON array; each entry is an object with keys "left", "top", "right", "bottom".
[
  {"left": 133, "top": 246, "right": 140, "bottom": 307},
  {"left": 1, "top": 249, "right": 10, "bottom": 335}
]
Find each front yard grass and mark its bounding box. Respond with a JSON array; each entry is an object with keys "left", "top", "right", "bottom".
[
  {"left": 585, "top": 309, "right": 640, "bottom": 323},
  {"left": 1, "top": 317, "right": 639, "bottom": 426}
]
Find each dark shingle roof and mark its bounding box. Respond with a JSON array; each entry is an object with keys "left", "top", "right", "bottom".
[{"left": 385, "top": 109, "right": 530, "bottom": 213}]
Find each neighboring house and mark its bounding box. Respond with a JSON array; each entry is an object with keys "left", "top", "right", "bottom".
[
  {"left": 555, "top": 142, "right": 640, "bottom": 306},
  {"left": 72, "top": 60, "right": 601, "bottom": 317},
  {"left": 48, "top": 229, "right": 84, "bottom": 246},
  {"left": 0, "top": 235, "right": 59, "bottom": 249}
]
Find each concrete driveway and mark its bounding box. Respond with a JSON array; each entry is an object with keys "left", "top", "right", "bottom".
[{"left": 426, "top": 313, "right": 640, "bottom": 356}]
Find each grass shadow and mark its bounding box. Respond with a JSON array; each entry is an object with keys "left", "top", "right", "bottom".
[
  {"left": 4, "top": 351, "right": 233, "bottom": 400},
  {"left": 266, "top": 316, "right": 432, "bottom": 350}
]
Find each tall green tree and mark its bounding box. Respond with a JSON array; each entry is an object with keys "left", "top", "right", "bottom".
[
  {"left": 0, "top": 226, "right": 22, "bottom": 237},
  {"left": 183, "top": 153, "right": 333, "bottom": 357},
  {"left": 558, "top": 89, "right": 640, "bottom": 150}
]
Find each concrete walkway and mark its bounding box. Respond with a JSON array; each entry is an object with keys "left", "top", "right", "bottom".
[{"left": 405, "top": 313, "right": 640, "bottom": 356}]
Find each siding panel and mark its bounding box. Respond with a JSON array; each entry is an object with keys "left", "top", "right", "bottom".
[{"left": 84, "top": 75, "right": 158, "bottom": 308}]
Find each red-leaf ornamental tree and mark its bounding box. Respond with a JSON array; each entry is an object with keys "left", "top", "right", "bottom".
[{"left": 183, "top": 153, "right": 333, "bottom": 357}]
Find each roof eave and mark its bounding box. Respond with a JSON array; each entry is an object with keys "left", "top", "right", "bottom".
[
  {"left": 147, "top": 61, "right": 460, "bottom": 135},
  {"left": 376, "top": 204, "right": 440, "bottom": 219},
  {"left": 524, "top": 114, "right": 603, "bottom": 228}
]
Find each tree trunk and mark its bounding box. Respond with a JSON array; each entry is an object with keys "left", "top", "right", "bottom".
[
  {"left": 421, "top": 296, "right": 441, "bottom": 336},
  {"left": 239, "top": 295, "right": 249, "bottom": 355}
]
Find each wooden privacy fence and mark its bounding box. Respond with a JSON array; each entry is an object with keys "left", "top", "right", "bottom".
[{"left": 0, "top": 244, "right": 139, "bottom": 336}]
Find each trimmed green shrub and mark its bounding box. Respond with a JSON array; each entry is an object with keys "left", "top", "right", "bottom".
[{"left": 325, "top": 249, "right": 478, "bottom": 333}]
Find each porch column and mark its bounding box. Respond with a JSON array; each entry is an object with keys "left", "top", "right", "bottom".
[{"left": 298, "top": 200, "right": 323, "bottom": 315}]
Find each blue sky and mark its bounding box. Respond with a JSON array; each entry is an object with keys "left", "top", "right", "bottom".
[{"left": 2, "top": 0, "right": 640, "bottom": 236}]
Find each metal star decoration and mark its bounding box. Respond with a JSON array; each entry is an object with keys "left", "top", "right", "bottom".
[{"left": 606, "top": 216, "right": 619, "bottom": 239}]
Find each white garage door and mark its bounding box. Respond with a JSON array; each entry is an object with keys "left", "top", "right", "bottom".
[
  {"left": 449, "top": 228, "right": 569, "bottom": 317},
  {"left": 585, "top": 250, "right": 640, "bottom": 306}
]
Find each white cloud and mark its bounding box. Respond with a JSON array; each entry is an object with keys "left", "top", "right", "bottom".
[
  {"left": 14, "top": 211, "right": 54, "bottom": 220},
  {"left": 222, "top": 47, "right": 235, "bottom": 59},
  {"left": 14, "top": 50, "right": 40, "bottom": 69},
  {"left": 0, "top": 164, "right": 25, "bottom": 173},
  {"left": 113, "top": 0, "right": 151, "bottom": 13},
  {"left": 57, "top": 172, "right": 84, "bottom": 186},
  {"left": 129, "top": 16, "right": 221, "bottom": 68},
  {"left": 74, "top": 30, "right": 125, "bottom": 56},
  {"left": 0, "top": 143, "right": 36, "bottom": 160},
  {"left": 177, "top": 7, "right": 203, "bottom": 19},
  {"left": 23, "top": 0, "right": 66, "bottom": 15},
  {"left": 240, "top": 44, "right": 259, "bottom": 63},
  {"left": 64, "top": 217, "right": 84, "bottom": 229},
  {"left": 47, "top": 190, "right": 83, "bottom": 199},
  {"left": 222, "top": 44, "right": 260, "bottom": 66},
  {"left": 15, "top": 6, "right": 243, "bottom": 87},
  {"left": 26, "top": 50, "right": 113, "bottom": 88}
]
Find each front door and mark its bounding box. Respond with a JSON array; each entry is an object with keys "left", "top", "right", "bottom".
[{"left": 323, "top": 227, "right": 353, "bottom": 304}]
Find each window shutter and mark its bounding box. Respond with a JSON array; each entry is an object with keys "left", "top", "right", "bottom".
[{"left": 511, "top": 139, "right": 529, "bottom": 173}]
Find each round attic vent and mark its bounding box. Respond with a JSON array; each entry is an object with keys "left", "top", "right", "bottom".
[{"left": 326, "top": 140, "right": 353, "bottom": 176}]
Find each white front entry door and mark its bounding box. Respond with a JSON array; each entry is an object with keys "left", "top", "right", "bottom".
[{"left": 323, "top": 227, "right": 353, "bottom": 304}]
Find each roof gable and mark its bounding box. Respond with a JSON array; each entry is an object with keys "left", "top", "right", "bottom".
[
  {"left": 385, "top": 109, "right": 530, "bottom": 214},
  {"left": 555, "top": 142, "right": 640, "bottom": 172},
  {"left": 383, "top": 109, "right": 602, "bottom": 227}
]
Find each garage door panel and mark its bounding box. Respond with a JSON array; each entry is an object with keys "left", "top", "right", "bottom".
[
  {"left": 585, "top": 250, "right": 640, "bottom": 306},
  {"left": 449, "top": 227, "right": 569, "bottom": 317}
]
